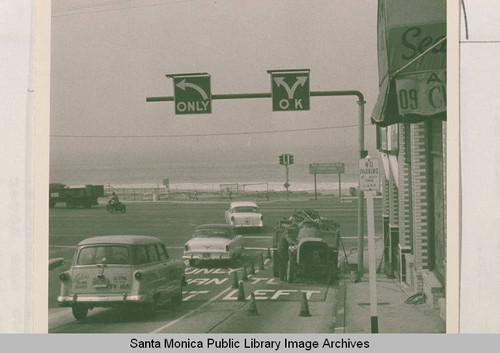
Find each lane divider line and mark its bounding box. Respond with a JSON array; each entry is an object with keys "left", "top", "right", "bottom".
[
  {"left": 150, "top": 286, "right": 233, "bottom": 333},
  {"left": 244, "top": 247, "right": 276, "bottom": 251}
]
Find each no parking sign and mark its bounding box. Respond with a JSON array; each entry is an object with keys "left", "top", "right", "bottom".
[{"left": 359, "top": 158, "right": 380, "bottom": 192}]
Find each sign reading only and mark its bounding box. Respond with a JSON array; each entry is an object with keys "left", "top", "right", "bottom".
[
  {"left": 167, "top": 73, "right": 211, "bottom": 115},
  {"left": 309, "top": 163, "right": 345, "bottom": 175},
  {"left": 268, "top": 69, "right": 310, "bottom": 112}
]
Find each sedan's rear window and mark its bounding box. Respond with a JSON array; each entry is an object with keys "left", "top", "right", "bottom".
[
  {"left": 77, "top": 246, "right": 130, "bottom": 265},
  {"left": 232, "top": 206, "right": 259, "bottom": 213},
  {"left": 193, "top": 229, "right": 232, "bottom": 238}
]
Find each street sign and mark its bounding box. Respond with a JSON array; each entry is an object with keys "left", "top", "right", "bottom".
[
  {"left": 395, "top": 70, "right": 446, "bottom": 116},
  {"left": 359, "top": 158, "right": 380, "bottom": 191},
  {"left": 167, "top": 73, "right": 211, "bottom": 115},
  {"left": 268, "top": 69, "right": 310, "bottom": 111},
  {"left": 309, "top": 163, "right": 345, "bottom": 175}
]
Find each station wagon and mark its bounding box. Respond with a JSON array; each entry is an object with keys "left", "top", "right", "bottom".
[{"left": 58, "top": 235, "right": 185, "bottom": 320}]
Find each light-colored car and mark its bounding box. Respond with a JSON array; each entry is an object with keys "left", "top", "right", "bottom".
[
  {"left": 183, "top": 224, "right": 244, "bottom": 266},
  {"left": 58, "top": 235, "right": 185, "bottom": 320},
  {"left": 225, "top": 201, "right": 263, "bottom": 229}
]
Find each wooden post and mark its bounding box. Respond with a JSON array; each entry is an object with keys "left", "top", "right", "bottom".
[
  {"left": 314, "top": 173, "right": 317, "bottom": 200},
  {"left": 339, "top": 173, "right": 342, "bottom": 198}
]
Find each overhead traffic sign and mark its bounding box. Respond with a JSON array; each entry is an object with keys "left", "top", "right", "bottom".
[
  {"left": 359, "top": 158, "right": 380, "bottom": 191},
  {"left": 167, "top": 73, "right": 211, "bottom": 115},
  {"left": 268, "top": 69, "right": 310, "bottom": 111}
]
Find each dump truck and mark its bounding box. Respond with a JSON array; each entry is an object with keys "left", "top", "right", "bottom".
[
  {"left": 273, "top": 209, "right": 340, "bottom": 284},
  {"left": 49, "top": 184, "right": 105, "bottom": 208}
]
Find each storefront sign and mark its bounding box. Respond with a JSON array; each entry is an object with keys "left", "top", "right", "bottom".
[{"left": 396, "top": 70, "right": 446, "bottom": 116}]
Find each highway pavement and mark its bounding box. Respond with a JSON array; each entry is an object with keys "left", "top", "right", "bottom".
[{"left": 48, "top": 197, "right": 382, "bottom": 333}]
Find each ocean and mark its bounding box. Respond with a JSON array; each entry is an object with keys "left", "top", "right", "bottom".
[{"left": 50, "top": 160, "right": 362, "bottom": 192}]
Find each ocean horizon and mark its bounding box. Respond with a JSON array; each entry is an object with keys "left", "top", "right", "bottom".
[{"left": 50, "top": 161, "right": 363, "bottom": 192}]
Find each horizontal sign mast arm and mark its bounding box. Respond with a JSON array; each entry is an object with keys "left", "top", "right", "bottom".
[
  {"left": 310, "top": 90, "right": 365, "bottom": 102},
  {"left": 146, "top": 90, "right": 364, "bottom": 102}
]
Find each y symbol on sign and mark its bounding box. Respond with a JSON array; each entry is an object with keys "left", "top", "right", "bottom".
[{"left": 274, "top": 76, "right": 308, "bottom": 99}]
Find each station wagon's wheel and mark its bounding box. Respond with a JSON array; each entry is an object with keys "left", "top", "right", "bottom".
[
  {"left": 143, "top": 297, "right": 157, "bottom": 318},
  {"left": 72, "top": 304, "right": 89, "bottom": 321},
  {"left": 171, "top": 281, "right": 183, "bottom": 303}
]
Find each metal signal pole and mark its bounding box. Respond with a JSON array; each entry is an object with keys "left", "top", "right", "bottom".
[
  {"left": 357, "top": 99, "right": 366, "bottom": 278},
  {"left": 285, "top": 164, "right": 289, "bottom": 200}
]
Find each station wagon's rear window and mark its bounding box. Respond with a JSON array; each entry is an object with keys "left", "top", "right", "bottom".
[
  {"left": 194, "top": 229, "right": 232, "bottom": 238},
  {"left": 232, "top": 206, "right": 259, "bottom": 213},
  {"left": 77, "top": 246, "right": 130, "bottom": 265}
]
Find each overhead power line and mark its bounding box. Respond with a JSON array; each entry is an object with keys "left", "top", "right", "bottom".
[
  {"left": 53, "top": 0, "right": 136, "bottom": 13},
  {"left": 52, "top": 0, "right": 202, "bottom": 17},
  {"left": 51, "top": 123, "right": 373, "bottom": 139}
]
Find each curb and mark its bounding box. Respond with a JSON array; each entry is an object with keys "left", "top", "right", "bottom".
[{"left": 333, "top": 276, "right": 347, "bottom": 333}]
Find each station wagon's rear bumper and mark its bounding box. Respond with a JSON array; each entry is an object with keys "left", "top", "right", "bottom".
[{"left": 57, "top": 294, "right": 147, "bottom": 306}]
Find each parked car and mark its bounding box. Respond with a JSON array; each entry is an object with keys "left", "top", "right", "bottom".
[
  {"left": 58, "top": 235, "right": 185, "bottom": 321},
  {"left": 225, "top": 201, "right": 263, "bottom": 229},
  {"left": 183, "top": 224, "right": 244, "bottom": 266}
]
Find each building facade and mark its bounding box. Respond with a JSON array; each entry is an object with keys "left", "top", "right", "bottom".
[{"left": 372, "top": 0, "right": 446, "bottom": 318}]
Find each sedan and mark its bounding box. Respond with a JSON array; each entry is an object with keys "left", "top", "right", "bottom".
[
  {"left": 225, "top": 201, "right": 263, "bottom": 229},
  {"left": 183, "top": 224, "right": 244, "bottom": 266}
]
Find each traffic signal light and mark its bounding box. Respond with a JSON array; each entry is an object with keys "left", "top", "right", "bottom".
[
  {"left": 289, "top": 154, "right": 294, "bottom": 165},
  {"left": 279, "top": 154, "right": 284, "bottom": 165}
]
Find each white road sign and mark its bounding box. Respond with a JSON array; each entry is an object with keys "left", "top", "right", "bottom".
[{"left": 359, "top": 158, "right": 380, "bottom": 191}]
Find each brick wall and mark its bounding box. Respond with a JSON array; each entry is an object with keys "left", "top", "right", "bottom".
[
  {"left": 398, "top": 123, "right": 412, "bottom": 248},
  {"left": 389, "top": 167, "right": 399, "bottom": 226},
  {"left": 410, "top": 122, "right": 430, "bottom": 272},
  {"left": 382, "top": 177, "right": 390, "bottom": 217}
]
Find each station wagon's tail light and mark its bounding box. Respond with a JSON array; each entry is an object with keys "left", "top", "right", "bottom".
[
  {"left": 134, "top": 272, "right": 142, "bottom": 280},
  {"left": 225, "top": 245, "right": 229, "bottom": 252},
  {"left": 184, "top": 244, "right": 189, "bottom": 251},
  {"left": 59, "top": 273, "right": 69, "bottom": 281}
]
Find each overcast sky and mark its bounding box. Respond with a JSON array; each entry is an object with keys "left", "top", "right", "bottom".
[{"left": 50, "top": 0, "right": 379, "bottom": 183}]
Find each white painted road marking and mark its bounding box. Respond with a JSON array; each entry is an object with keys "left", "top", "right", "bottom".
[{"left": 150, "top": 286, "right": 233, "bottom": 333}]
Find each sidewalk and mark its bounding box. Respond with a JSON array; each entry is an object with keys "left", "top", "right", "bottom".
[
  {"left": 338, "top": 273, "right": 445, "bottom": 333},
  {"left": 336, "top": 235, "right": 445, "bottom": 333}
]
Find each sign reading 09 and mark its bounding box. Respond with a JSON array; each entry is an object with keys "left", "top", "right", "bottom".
[
  {"left": 167, "top": 73, "right": 212, "bottom": 115},
  {"left": 268, "top": 69, "right": 310, "bottom": 112}
]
